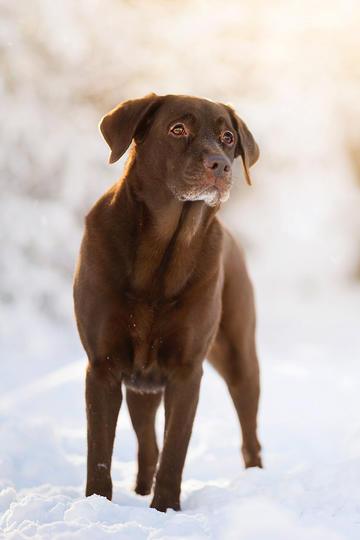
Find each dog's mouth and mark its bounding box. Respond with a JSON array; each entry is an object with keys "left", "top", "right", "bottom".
[
  {"left": 168, "top": 165, "right": 233, "bottom": 207},
  {"left": 176, "top": 178, "right": 231, "bottom": 207}
]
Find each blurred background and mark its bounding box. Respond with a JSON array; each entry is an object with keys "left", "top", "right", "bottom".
[{"left": 1, "top": 0, "right": 359, "bottom": 383}]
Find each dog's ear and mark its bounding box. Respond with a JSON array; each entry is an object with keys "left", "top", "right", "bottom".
[
  {"left": 227, "top": 107, "right": 259, "bottom": 186},
  {"left": 99, "top": 93, "right": 160, "bottom": 164}
]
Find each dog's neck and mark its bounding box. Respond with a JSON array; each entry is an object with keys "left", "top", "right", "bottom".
[{"left": 122, "top": 163, "right": 219, "bottom": 299}]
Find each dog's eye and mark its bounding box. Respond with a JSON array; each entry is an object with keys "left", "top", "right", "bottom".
[
  {"left": 170, "top": 124, "right": 186, "bottom": 136},
  {"left": 221, "top": 131, "right": 234, "bottom": 145}
]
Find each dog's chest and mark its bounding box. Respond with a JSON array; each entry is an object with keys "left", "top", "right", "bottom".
[
  {"left": 125, "top": 294, "right": 177, "bottom": 355},
  {"left": 116, "top": 204, "right": 223, "bottom": 390},
  {"left": 130, "top": 201, "right": 206, "bottom": 299},
  {"left": 121, "top": 297, "right": 181, "bottom": 391}
]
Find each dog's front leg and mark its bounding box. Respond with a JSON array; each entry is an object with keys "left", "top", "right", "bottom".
[
  {"left": 85, "top": 364, "right": 122, "bottom": 500},
  {"left": 150, "top": 366, "right": 203, "bottom": 512}
]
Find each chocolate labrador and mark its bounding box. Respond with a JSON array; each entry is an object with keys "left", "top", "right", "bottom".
[{"left": 73, "top": 93, "right": 262, "bottom": 512}]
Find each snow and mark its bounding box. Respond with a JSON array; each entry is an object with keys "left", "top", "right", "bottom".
[
  {"left": 1, "top": 0, "right": 360, "bottom": 538},
  {"left": 1, "top": 287, "right": 360, "bottom": 538}
]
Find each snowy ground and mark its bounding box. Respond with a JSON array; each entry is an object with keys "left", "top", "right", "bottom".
[{"left": 1, "top": 283, "right": 360, "bottom": 539}]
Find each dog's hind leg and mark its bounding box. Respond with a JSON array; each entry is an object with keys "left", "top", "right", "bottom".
[
  {"left": 208, "top": 328, "right": 262, "bottom": 468},
  {"left": 126, "top": 388, "right": 162, "bottom": 495},
  {"left": 208, "top": 231, "right": 262, "bottom": 468}
]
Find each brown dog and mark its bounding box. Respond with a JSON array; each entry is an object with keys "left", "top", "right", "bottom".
[{"left": 73, "top": 93, "right": 262, "bottom": 512}]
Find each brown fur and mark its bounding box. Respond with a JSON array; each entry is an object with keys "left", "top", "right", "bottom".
[{"left": 73, "top": 93, "right": 262, "bottom": 512}]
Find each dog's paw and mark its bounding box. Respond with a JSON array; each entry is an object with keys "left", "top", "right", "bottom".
[
  {"left": 242, "top": 445, "right": 263, "bottom": 469},
  {"left": 244, "top": 454, "right": 263, "bottom": 468},
  {"left": 135, "top": 482, "right": 152, "bottom": 496},
  {"left": 150, "top": 492, "right": 181, "bottom": 513}
]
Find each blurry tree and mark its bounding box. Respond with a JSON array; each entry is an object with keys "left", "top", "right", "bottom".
[{"left": 1, "top": 0, "right": 359, "bottom": 352}]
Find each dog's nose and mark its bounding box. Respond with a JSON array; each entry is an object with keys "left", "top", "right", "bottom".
[{"left": 204, "top": 154, "right": 231, "bottom": 177}]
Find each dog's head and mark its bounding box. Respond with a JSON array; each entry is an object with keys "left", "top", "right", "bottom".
[{"left": 100, "top": 93, "right": 259, "bottom": 207}]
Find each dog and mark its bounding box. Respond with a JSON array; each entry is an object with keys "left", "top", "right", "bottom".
[{"left": 73, "top": 93, "right": 262, "bottom": 513}]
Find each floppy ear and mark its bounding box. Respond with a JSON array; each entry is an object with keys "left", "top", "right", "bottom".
[
  {"left": 99, "top": 93, "right": 160, "bottom": 164},
  {"left": 227, "top": 107, "right": 259, "bottom": 186}
]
